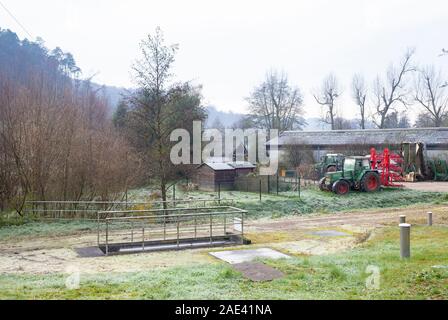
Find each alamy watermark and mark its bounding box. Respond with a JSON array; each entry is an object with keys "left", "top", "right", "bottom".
[
  {"left": 65, "top": 265, "right": 80, "bottom": 290},
  {"left": 170, "top": 121, "right": 278, "bottom": 175},
  {"left": 365, "top": 265, "right": 380, "bottom": 290}
]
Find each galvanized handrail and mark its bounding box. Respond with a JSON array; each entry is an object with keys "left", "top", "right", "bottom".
[
  {"left": 97, "top": 206, "right": 246, "bottom": 255},
  {"left": 98, "top": 206, "right": 245, "bottom": 216},
  {"left": 102, "top": 210, "right": 246, "bottom": 221},
  {"left": 23, "top": 199, "right": 237, "bottom": 221}
]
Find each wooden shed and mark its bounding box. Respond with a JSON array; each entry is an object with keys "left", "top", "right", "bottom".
[{"left": 194, "top": 162, "right": 256, "bottom": 191}]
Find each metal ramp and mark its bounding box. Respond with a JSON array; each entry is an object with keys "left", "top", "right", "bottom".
[{"left": 96, "top": 206, "right": 247, "bottom": 255}]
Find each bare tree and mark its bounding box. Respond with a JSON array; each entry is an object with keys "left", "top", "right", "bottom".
[
  {"left": 414, "top": 65, "right": 448, "bottom": 127},
  {"left": 247, "top": 70, "right": 305, "bottom": 133},
  {"left": 352, "top": 74, "right": 368, "bottom": 129},
  {"left": 313, "top": 73, "right": 341, "bottom": 130},
  {"left": 373, "top": 49, "right": 415, "bottom": 128}
]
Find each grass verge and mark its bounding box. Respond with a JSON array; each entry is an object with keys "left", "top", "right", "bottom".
[{"left": 1, "top": 225, "right": 447, "bottom": 299}]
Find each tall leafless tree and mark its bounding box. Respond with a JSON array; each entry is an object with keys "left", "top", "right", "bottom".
[
  {"left": 373, "top": 49, "right": 415, "bottom": 128},
  {"left": 351, "top": 74, "right": 368, "bottom": 129},
  {"left": 414, "top": 65, "right": 448, "bottom": 127},
  {"left": 247, "top": 70, "right": 305, "bottom": 133},
  {"left": 313, "top": 73, "right": 341, "bottom": 130}
]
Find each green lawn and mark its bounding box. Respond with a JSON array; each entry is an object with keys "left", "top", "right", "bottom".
[
  {"left": 1, "top": 187, "right": 446, "bottom": 240},
  {"left": 1, "top": 226, "right": 447, "bottom": 300}
]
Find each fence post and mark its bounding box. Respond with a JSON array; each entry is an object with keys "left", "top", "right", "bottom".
[
  {"left": 125, "top": 189, "right": 128, "bottom": 210},
  {"left": 210, "top": 214, "right": 213, "bottom": 244},
  {"left": 131, "top": 220, "right": 134, "bottom": 243},
  {"left": 224, "top": 214, "right": 227, "bottom": 235},
  {"left": 97, "top": 211, "right": 100, "bottom": 246},
  {"left": 276, "top": 173, "right": 279, "bottom": 195},
  {"left": 267, "top": 175, "right": 270, "bottom": 194},
  {"left": 400, "top": 223, "right": 411, "bottom": 259},
  {"left": 163, "top": 215, "right": 166, "bottom": 240},
  {"left": 427, "top": 211, "right": 433, "bottom": 226},
  {"left": 177, "top": 217, "right": 180, "bottom": 249},
  {"left": 105, "top": 220, "right": 109, "bottom": 256},
  {"left": 142, "top": 222, "right": 145, "bottom": 251},
  {"left": 173, "top": 184, "right": 176, "bottom": 207}
]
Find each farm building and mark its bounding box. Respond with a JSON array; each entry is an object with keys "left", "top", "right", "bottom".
[
  {"left": 267, "top": 127, "right": 448, "bottom": 166},
  {"left": 194, "top": 161, "right": 256, "bottom": 191}
]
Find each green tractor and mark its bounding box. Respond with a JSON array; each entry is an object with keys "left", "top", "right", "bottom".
[
  {"left": 319, "top": 156, "right": 381, "bottom": 195},
  {"left": 315, "top": 153, "right": 345, "bottom": 178}
]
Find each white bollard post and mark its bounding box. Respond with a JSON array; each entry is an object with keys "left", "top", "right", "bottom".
[
  {"left": 400, "top": 223, "right": 411, "bottom": 259},
  {"left": 427, "top": 212, "right": 433, "bottom": 226}
]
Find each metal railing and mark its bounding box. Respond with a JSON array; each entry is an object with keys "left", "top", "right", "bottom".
[
  {"left": 23, "top": 198, "right": 236, "bottom": 220},
  {"left": 96, "top": 206, "right": 246, "bottom": 255}
]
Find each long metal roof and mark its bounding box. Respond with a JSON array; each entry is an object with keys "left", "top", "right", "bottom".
[
  {"left": 200, "top": 161, "right": 256, "bottom": 171},
  {"left": 267, "top": 127, "right": 448, "bottom": 147}
]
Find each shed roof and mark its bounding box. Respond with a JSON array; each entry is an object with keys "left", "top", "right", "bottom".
[
  {"left": 199, "top": 161, "right": 256, "bottom": 171},
  {"left": 267, "top": 127, "right": 448, "bottom": 147},
  {"left": 228, "top": 161, "right": 256, "bottom": 169},
  {"left": 202, "top": 162, "right": 234, "bottom": 171}
]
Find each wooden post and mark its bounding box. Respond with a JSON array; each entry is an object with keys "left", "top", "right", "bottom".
[
  {"left": 400, "top": 223, "right": 411, "bottom": 259},
  {"left": 427, "top": 212, "right": 433, "bottom": 226}
]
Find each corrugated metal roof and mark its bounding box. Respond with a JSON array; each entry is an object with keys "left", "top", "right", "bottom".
[
  {"left": 204, "top": 162, "right": 234, "bottom": 171},
  {"left": 267, "top": 128, "right": 448, "bottom": 147},
  {"left": 228, "top": 161, "right": 256, "bottom": 169},
  {"left": 200, "top": 161, "right": 256, "bottom": 171}
]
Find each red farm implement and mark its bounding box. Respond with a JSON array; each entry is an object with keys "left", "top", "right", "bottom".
[{"left": 370, "top": 148, "right": 404, "bottom": 187}]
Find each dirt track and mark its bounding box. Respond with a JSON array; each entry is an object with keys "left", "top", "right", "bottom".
[
  {"left": 402, "top": 181, "right": 448, "bottom": 192},
  {"left": 0, "top": 204, "right": 447, "bottom": 275}
]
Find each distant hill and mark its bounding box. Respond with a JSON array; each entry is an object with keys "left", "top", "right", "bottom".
[
  {"left": 94, "top": 83, "right": 129, "bottom": 113},
  {"left": 205, "top": 106, "right": 245, "bottom": 128},
  {"left": 99, "top": 87, "right": 365, "bottom": 131}
]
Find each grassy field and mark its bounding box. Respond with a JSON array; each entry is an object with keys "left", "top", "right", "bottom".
[
  {"left": 0, "top": 225, "right": 447, "bottom": 299},
  {"left": 0, "top": 187, "right": 446, "bottom": 240}
]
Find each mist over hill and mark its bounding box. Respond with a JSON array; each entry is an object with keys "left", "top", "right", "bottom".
[{"left": 100, "top": 86, "right": 364, "bottom": 131}]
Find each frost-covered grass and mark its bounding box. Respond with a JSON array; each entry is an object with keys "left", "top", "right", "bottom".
[
  {"left": 1, "top": 226, "right": 447, "bottom": 300},
  {"left": 1, "top": 186, "right": 446, "bottom": 240}
]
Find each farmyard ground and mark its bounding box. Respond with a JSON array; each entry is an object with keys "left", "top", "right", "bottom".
[{"left": 0, "top": 187, "right": 447, "bottom": 299}]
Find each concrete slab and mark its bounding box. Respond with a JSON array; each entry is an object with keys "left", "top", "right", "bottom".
[
  {"left": 311, "top": 230, "right": 350, "bottom": 237},
  {"left": 233, "top": 262, "right": 284, "bottom": 281},
  {"left": 209, "top": 248, "right": 290, "bottom": 264}
]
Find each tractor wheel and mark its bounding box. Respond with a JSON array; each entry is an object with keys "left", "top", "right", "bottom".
[
  {"left": 361, "top": 172, "right": 381, "bottom": 192},
  {"left": 332, "top": 180, "right": 350, "bottom": 195},
  {"left": 326, "top": 165, "right": 337, "bottom": 173}
]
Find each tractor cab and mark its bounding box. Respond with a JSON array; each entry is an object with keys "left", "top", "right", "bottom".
[
  {"left": 315, "top": 153, "right": 345, "bottom": 178},
  {"left": 319, "top": 156, "right": 381, "bottom": 195}
]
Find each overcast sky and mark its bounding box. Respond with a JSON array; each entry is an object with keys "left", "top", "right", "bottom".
[{"left": 1, "top": 0, "right": 447, "bottom": 120}]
